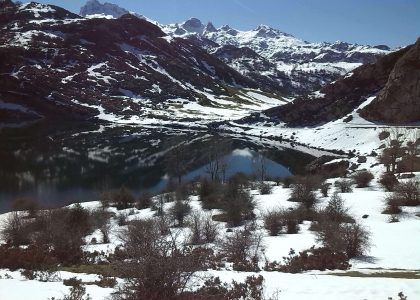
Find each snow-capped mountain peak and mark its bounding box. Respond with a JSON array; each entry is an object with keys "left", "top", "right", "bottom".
[{"left": 79, "top": 0, "right": 146, "bottom": 19}]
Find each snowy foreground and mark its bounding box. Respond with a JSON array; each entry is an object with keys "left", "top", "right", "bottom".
[{"left": 1, "top": 170, "right": 419, "bottom": 300}]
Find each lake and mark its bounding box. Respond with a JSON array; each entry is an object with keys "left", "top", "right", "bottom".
[{"left": 0, "top": 121, "right": 315, "bottom": 211}]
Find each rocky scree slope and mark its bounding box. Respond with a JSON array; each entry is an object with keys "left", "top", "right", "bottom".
[{"left": 0, "top": 1, "right": 275, "bottom": 124}]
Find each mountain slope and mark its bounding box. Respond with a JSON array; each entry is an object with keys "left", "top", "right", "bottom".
[
  {"left": 360, "top": 38, "right": 420, "bottom": 123},
  {"left": 163, "top": 18, "right": 391, "bottom": 95},
  {"left": 259, "top": 39, "right": 419, "bottom": 126},
  {"left": 0, "top": 1, "right": 285, "bottom": 126}
]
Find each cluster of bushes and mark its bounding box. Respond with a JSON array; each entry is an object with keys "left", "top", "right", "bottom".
[
  {"left": 199, "top": 175, "right": 255, "bottom": 227},
  {"left": 1, "top": 204, "right": 112, "bottom": 267},
  {"left": 265, "top": 247, "right": 350, "bottom": 273},
  {"left": 384, "top": 179, "right": 420, "bottom": 214}
]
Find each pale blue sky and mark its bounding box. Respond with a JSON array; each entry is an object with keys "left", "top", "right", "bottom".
[{"left": 34, "top": 0, "right": 419, "bottom": 47}]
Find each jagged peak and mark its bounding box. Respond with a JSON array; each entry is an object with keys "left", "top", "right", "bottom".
[
  {"left": 182, "top": 17, "right": 203, "bottom": 28},
  {"left": 80, "top": 0, "right": 129, "bottom": 18},
  {"left": 204, "top": 21, "right": 217, "bottom": 33}
]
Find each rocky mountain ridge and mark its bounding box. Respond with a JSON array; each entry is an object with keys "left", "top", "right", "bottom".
[
  {"left": 78, "top": 0, "right": 392, "bottom": 95},
  {"left": 163, "top": 18, "right": 391, "bottom": 95},
  {"left": 0, "top": 0, "right": 285, "bottom": 126}
]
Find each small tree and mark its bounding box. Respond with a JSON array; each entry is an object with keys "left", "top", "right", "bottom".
[
  {"left": 323, "top": 193, "right": 352, "bottom": 223},
  {"left": 221, "top": 180, "right": 255, "bottom": 227},
  {"left": 169, "top": 199, "right": 191, "bottom": 227}
]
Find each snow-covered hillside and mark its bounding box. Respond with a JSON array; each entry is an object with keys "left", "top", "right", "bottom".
[{"left": 1, "top": 170, "right": 419, "bottom": 300}]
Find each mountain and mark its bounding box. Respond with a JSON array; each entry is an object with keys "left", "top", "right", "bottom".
[
  {"left": 77, "top": 0, "right": 392, "bottom": 96},
  {"left": 256, "top": 38, "right": 419, "bottom": 126},
  {"left": 0, "top": 1, "right": 286, "bottom": 126},
  {"left": 80, "top": 0, "right": 131, "bottom": 18},
  {"left": 163, "top": 18, "right": 392, "bottom": 95}
]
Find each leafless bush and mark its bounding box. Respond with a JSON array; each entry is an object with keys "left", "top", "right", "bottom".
[
  {"left": 137, "top": 192, "right": 152, "bottom": 210},
  {"left": 322, "top": 193, "right": 353, "bottom": 223},
  {"left": 316, "top": 221, "right": 371, "bottom": 258},
  {"left": 352, "top": 170, "right": 375, "bottom": 188},
  {"left": 11, "top": 197, "right": 40, "bottom": 217},
  {"left": 218, "top": 227, "right": 264, "bottom": 271},
  {"left": 113, "top": 218, "right": 204, "bottom": 300},
  {"left": 221, "top": 180, "right": 255, "bottom": 227},
  {"left": 170, "top": 199, "right": 191, "bottom": 227},
  {"left": 188, "top": 212, "right": 218, "bottom": 245},
  {"left": 379, "top": 172, "right": 399, "bottom": 191},
  {"left": 263, "top": 209, "right": 283, "bottom": 236},
  {"left": 289, "top": 183, "right": 318, "bottom": 209},
  {"left": 258, "top": 182, "right": 273, "bottom": 195},
  {"left": 113, "top": 187, "right": 136, "bottom": 210},
  {"left": 335, "top": 179, "right": 353, "bottom": 193},
  {"left": 199, "top": 177, "right": 224, "bottom": 210},
  {"left": 394, "top": 180, "right": 420, "bottom": 206},
  {"left": 1, "top": 211, "right": 31, "bottom": 246}
]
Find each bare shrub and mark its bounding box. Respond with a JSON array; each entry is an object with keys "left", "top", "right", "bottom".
[
  {"left": 198, "top": 177, "right": 223, "bottom": 210},
  {"left": 117, "top": 213, "right": 128, "bottom": 226},
  {"left": 218, "top": 227, "right": 264, "bottom": 271},
  {"left": 113, "top": 187, "right": 136, "bottom": 210},
  {"left": 34, "top": 204, "right": 92, "bottom": 264},
  {"left": 322, "top": 193, "right": 353, "bottom": 223},
  {"left": 393, "top": 180, "right": 420, "bottom": 206},
  {"left": 221, "top": 180, "right": 255, "bottom": 227},
  {"left": 194, "top": 275, "right": 264, "bottom": 300},
  {"left": 352, "top": 171, "right": 374, "bottom": 188},
  {"left": 1, "top": 211, "right": 31, "bottom": 246},
  {"left": 11, "top": 197, "right": 40, "bottom": 217},
  {"left": 316, "top": 221, "right": 370, "bottom": 258},
  {"left": 263, "top": 209, "right": 283, "bottom": 236},
  {"left": 170, "top": 199, "right": 191, "bottom": 227},
  {"left": 383, "top": 194, "right": 403, "bottom": 215},
  {"left": 113, "top": 218, "right": 204, "bottom": 300},
  {"left": 379, "top": 172, "right": 399, "bottom": 191},
  {"left": 282, "top": 176, "right": 295, "bottom": 188},
  {"left": 137, "top": 192, "right": 152, "bottom": 210},
  {"left": 288, "top": 183, "right": 318, "bottom": 210},
  {"left": 188, "top": 213, "right": 218, "bottom": 245},
  {"left": 265, "top": 247, "right": 350, "bottom": 273},
  {"left": 335, "top": 179, "right": 353, "bottom": 193},
  {"left": 258, "top": 182, "right": 273, "bottom": 195},
  {"left": 49, "top": 284, "right": 91, "bottom": 300}
]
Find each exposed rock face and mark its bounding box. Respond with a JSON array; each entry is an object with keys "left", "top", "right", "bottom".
[
  {"left": 360, "top": 38, "right": 420, "bottom": 123},
  {"left": 262, "top": 44, "right": 413, "bottom": 126},
  {"left": 80, "top": 0, "right": 129, "bottom": 18}
]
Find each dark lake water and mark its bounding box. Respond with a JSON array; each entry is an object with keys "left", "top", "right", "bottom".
[{"left": 0, "top": 122, "right": 315, "bottom": 212}]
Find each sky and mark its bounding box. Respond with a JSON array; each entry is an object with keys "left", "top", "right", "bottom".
[{"left": 33, "top": 0, "right": 420, "bottom": 48}]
